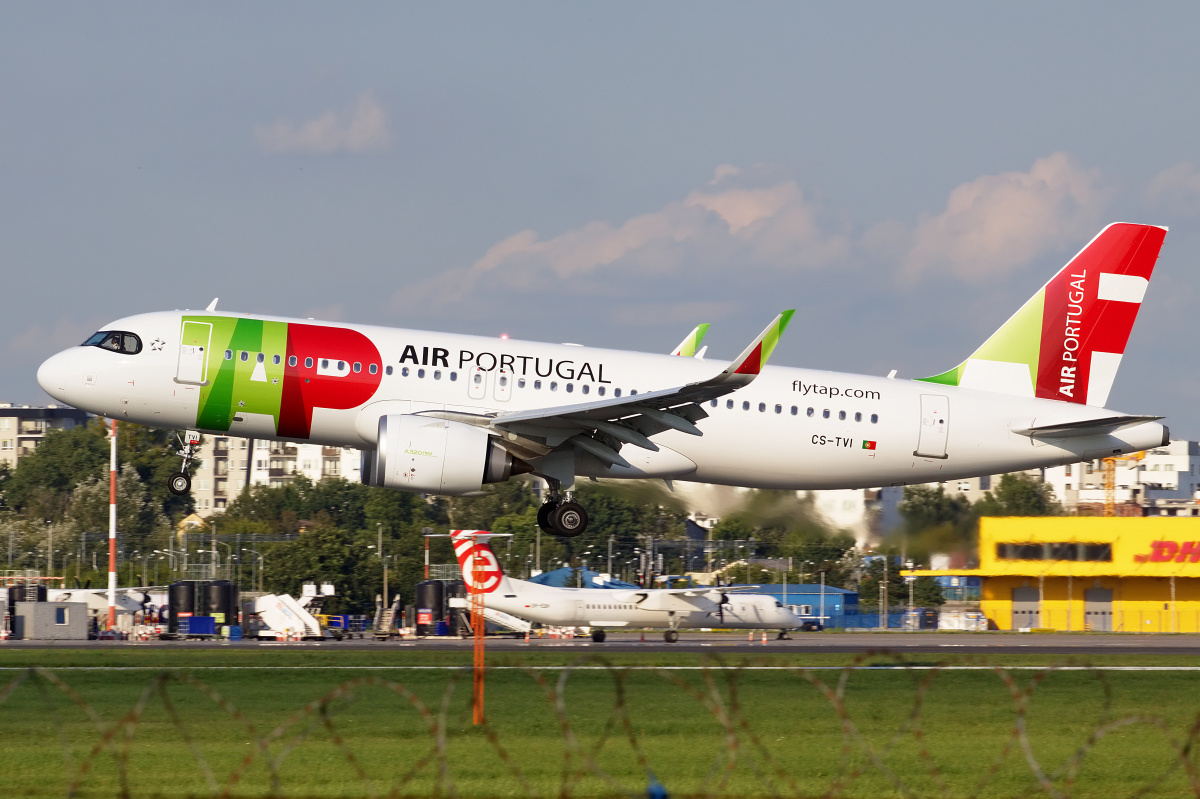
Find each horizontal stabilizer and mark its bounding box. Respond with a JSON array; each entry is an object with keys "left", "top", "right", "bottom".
[{"left": 1012, "top": 415, "right": 1163, "bottom": 438}]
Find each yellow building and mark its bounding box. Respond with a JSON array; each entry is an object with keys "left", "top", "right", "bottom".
[{"left": 905, "top": 517, "right": 1200, "bottom": 632}]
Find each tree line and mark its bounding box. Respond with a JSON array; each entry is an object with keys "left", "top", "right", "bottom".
[{"left": 0, "top": 418, "right": 1061, "bottom": 614}]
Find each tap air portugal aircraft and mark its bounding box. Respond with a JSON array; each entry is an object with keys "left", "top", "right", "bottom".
[
  {"left": 37, "top": 223, "right": 1169, "bottom": 538},
  {"left": 450, "top": 530, "right": 800, "bottom": 642}
]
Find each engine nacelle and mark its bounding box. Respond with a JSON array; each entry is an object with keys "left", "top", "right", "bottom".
[{"left": 362, "top": 414, "right": 518, "bottom": 495}]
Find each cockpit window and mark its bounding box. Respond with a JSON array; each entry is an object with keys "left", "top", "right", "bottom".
[{"left": 83, "top": 331, "right": 142, "bottom": 355}]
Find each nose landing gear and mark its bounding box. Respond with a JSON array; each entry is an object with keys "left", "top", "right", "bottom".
[{"left": 167, "top": 430, "right": 201, "bottom": 496}]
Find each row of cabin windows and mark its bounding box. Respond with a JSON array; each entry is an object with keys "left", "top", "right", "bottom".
[
  {"left": 710, "top": 398, "right": 878, "bottom": 423},
  {"left": 223, "top": 350, "right": 382, "bottom": 375},
  {"left": 397, "top": 368, "right": 640, "bottom": 397},
  {"left": 215, "top": 350, "right": 876, "bottom": 421},
  {"left": 586, "top": 603, "right": 635, "bottom": 610}
]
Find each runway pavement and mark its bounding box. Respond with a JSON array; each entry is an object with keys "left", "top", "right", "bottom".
[{"left": 4, "top": 631, "right": 1200, "bottom": 656}]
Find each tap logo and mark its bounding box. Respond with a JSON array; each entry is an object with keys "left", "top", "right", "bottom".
[{"left": 1133, "top": 540, "right": 1200, "bottom": 563}]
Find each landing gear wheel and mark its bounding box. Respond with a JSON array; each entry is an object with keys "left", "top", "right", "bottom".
[
  {"left": 537, "top": 502, "right": 557, "bottom": 534},
  {"left": 591, "top": 630, "right": 606, "bottom": 643},
  {"left": 664, "top": 630, "right": 679, "bottom": 644},
  {"left": 167, "top": 471, "right": 192, "bottom": 496},
  {"left": 551, "top": 502, "right": 588, "bottom": 537}
]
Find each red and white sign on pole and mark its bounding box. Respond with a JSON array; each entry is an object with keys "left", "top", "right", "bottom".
[{"left": 108, "top": 418, "right": 117, "bottom": 631}]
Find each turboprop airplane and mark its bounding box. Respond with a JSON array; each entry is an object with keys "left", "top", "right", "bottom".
[
  {"left": 37, "top": 223, "right": 1169, "bottom": 538},
  {"left": 450, "top": 530, "right": 799, "bottom": 642}
]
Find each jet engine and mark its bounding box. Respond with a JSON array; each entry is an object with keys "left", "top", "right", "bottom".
[{"left": 362, "top": 414, "right": 525, "bottom": 495}]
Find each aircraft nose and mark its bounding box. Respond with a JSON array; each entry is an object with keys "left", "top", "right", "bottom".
[{"left": 37, "top": 349, "right": 79, "bottom": 402}]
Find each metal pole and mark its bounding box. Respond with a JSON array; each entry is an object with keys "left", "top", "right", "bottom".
[
  {"left": 820, "top": 571, "right": 825, "bottom": 628},
  {"left": 108, "top": 418, "right": 117, "bottom": 630},
  {"left": 607, "top": 535, "right": 613, "bottom": 577},
  {"left": 379, "top": 522, "right": 388, "bottom": 606},
  {"left": 47, "top": 521, "right": 53, "bottom": 581}
]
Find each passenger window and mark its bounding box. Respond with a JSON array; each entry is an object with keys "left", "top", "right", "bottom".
[
  {"left": 337, "top": 361, "right": 346, "bottom": 371},
  {"left": 241, "top": 352, "right": 249, "bottom": 362},
  {"left": 823, "top": 409, "right": 830, "bottom": 419},
  {"left": 369, "top": 363, "right": 378, "bottom": 374},
  {"left": 402, "top": 367, "right": 410, "bottom": 377},
  {"left": 807, "top": 407, "right": 814, "bottom": 417},
  {"left": 871, "top": 413, "right": 878, "bottom": 424},
  {"left": 450, "top": 372, "right": 458, "bottom": 381},
  {"left": 353, "top": 362, "right": 361, "bottom": 373},
  {"left": 288, "top": 355, "right": 297, "bottom": 367},
  {"left": 839, "top": 411, "right": 846, "bottom": 420},
  {"left": 614, "top": 388, "right": 621, "bottom": 397},
  {"left": 775, "top": 404, "right": 782, "bottom": 414},
  {"left": 473, "top": 373, "right": 482, "bottom": 385},
  {"left": 499, "top": 375, "right": 506, "bottom": 386},
  {"left": 385, "top": 365, "right": 393, "bottom": 376},
  {"left": 758, "top": 402, "right": 766, "bottom": 412},
  {"left": 598, "top": 386, "right": 605, "bottom": 396},
  {"left": 582, "top": 385, "right": 589, "bottom": 394},
  {"left": 434, "top": 370, "right": 441, "bottom": 380},
  {"left": 790, "top": 406, "right": 798, "bottom": 415},
  {"left": 305, "top": 357, "right": 314, "bottom": 368},
  {"left": 630, "top": 390, "right": 637, "bottom": 395},
  {"left": 256, "top": 353, "right": 265, "bottom": 363},
  {"left": 225, "top": 350, "right": 234, "bottom": 361},
  {"left": 566, "top": 383, "right": 573, "bottom": 393},
  {"left": 320, "top": 359, "right": 329, "bottom": 369},
  {"left": 742, "top": 401, "right": 750, "bottom": 411},
  {"left": 727, "top": 400, "right": 733, "bottom": 409},
  {"left": 273, "top": 355, "right": 282, "bottom": 366},
  {"left": 855, "top": 412, "right": 862, "bottom": 422},
  {"left": 710, "top": 400, "right": 718, "bottom": 407},
  {"left": 518, "top": 378, "right": 526, "bottom": 388},
  {"left": 418, "top": 368, "right": 425, "bottom": 378},
  {"left": 534, "top": 380, "right": 542, "bottom": 389},
  {"left": 550, "top": 382, "right": 558, "bottom": 391}
]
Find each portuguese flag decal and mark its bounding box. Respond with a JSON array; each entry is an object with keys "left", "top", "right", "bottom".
[{"left": 862, "top": 440, "right": 877, "bottom": 450}]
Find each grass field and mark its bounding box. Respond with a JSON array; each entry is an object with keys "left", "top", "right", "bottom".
[{"left": 1, "top": 647, "right": 1198, "bottom": 798}]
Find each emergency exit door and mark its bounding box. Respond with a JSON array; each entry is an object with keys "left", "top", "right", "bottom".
[
  {"left": 914, "top": 394, "right": 949, "bottom": 459},
  {"left": 176, "top": 321, "right": 212, "bottom": 385}
]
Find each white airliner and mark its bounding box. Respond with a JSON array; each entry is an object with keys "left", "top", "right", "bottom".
[
  {"left": 37, "top": 223, "right": 1169, "bottom": 537},
  {"left": 450, "top": 530, "right": 799, "bottom": 642}
]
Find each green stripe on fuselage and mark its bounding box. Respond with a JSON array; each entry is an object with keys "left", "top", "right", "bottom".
[{"left": 188, "top": 316, "right": 286, "bottom": 432}]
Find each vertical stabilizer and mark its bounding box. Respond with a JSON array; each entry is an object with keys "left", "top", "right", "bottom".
[
  {"left": 919, "top": 223, "right": 1167, "bottom": 407},
  {"left": 450, "top": 530, "right": 513, "bottom": 595}
]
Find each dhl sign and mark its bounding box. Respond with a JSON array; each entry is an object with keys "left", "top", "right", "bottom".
[{"left": 1134, "top": 541, "right": 1200, "bottom": 564}]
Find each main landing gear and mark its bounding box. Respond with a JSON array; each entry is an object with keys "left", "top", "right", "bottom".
[
  {"left": 536, "top": 480, "right": 589, "bottom": 537},
  {"left": 167, "top": 430, "right": 201, "bottom": 496}
]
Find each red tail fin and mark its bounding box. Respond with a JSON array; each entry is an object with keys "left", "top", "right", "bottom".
[{"left": 450, "top": 530, "right": 505, "bottom": 594}]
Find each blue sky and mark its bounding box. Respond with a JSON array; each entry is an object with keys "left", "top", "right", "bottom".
[{"left": 5, "top": 4, "right": 1200, "bottom": 435}]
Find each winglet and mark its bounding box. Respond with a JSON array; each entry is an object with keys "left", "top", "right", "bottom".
[
  {"left": 727, "top": 310, "right": 794, "bottom": 377},
  {"left": 671, "top": 324, "right": 711, "bottom": 357},
  {"left": 205, "top": 298, "right": 219, "bottom": 311}
]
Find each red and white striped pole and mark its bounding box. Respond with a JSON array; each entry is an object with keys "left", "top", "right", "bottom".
[{"left": 108, "top": 418, "right": 117, "bottom": 631}]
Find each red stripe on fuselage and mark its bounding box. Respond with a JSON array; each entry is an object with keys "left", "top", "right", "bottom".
[{"left": 278, "top": 324, "right": 383, "bottom": 438}]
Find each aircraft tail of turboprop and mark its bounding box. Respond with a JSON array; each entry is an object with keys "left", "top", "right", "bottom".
[
  {"left": 450, "top": 530, "right": 514, "bottom": 595},
  {"left": 918, "top": 223, "right": 1167, "bottom": 407}
]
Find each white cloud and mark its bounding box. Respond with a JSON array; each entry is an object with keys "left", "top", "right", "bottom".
[
  {"left": 255, "top": 93, "right": 390, "bottom": 155},
  {"left": 892, "top": 152, "right": 1109, "bottom": 281},
  {"left": 394, "top": 164, "right": 850, "bottom": 314},
  {"left": 1146, "top": 162, "right": 1200, "bottom": 211}
]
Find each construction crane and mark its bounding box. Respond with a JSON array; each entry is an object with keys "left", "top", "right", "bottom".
[{"left": 1102, "top": 451, "right": 1145, "bottom": 516}]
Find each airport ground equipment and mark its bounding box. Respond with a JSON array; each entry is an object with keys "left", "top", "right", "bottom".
[
  {"left": 448, "top": 596, "right": 532, "bottom": 635},
  {"left": 243, "top": 593, "right": 323, "bottom": 639}
]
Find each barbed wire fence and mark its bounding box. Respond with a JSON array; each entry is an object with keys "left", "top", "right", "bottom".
[{"left": 2, "top": 653, "right": 1199, "bottom": 798}]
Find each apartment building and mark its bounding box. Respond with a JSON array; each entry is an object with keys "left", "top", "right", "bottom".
[{"left": 0, "top": 403, "right": 90, "bottom": 471}]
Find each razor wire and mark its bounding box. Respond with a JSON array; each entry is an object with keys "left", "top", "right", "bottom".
[{"left": 1, "top": 653, "right": 1198, "bottom": 799}]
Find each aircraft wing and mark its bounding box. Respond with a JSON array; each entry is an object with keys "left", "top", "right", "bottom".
[
  {"left": 1012, "top": 414, "right": 1164, "bottom": 439},
  {"left": 489, "top": 311, "right": 794, "bottom": 467}
]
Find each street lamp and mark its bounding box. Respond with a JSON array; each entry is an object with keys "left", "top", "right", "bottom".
[{"left": 242, "top": 548, "right": 265, "bottom": 592}]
